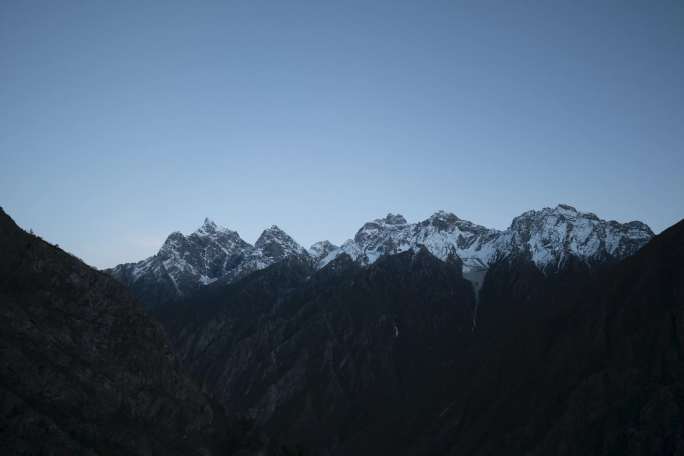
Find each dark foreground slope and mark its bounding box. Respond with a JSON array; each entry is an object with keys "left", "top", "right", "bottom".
[
  {"left": 158, "top": 216, "right": 684, "bottom": 456},
  {"left": 421, "top": 218, "right": 684, "bottom": 455},
  {"left": 156, "top": 249, "right": 477, "bottom": 455},
  {"left": 0, "top": 208, "right": 257, "bottom": 455}
]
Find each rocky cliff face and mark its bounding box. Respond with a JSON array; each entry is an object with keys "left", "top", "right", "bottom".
[
  {"left": 411, "top": 217, "right": 684, "bottom": 455},
  {"left": 0, "top": 208, "right": 256, "bottom": 455},
  {"left": 155, "top": 249, "right": 476, "bottom": 455}
]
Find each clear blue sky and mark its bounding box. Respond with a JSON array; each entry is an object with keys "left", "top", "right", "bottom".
[{"left": 1, "top": 1, "right": 682, "bottom": 268}]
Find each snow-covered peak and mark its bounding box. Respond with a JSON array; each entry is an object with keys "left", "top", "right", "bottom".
[
  {"left": 555, "top": 203, "right": 579, "bottom": 216},
  {"left": 428, "top": 210, "right": 460, "bottom": 222},
  {"left": 158, "top": 231, "right": 186, "bottom": 255},
  {"left": 255, "top": 225, "right": 308, "bottom": 261},
  {"left": 309, "top": 240, "right": 339, "bottom": 265},
  {"left": 109, "top": 206, "right": 654, "bottom": 306},
  {"left": 192, "top": 217, "right": 241, "bottom": 238},
  {"left": 255, "top": 225, "right": 285, "bottom": 245},
  {"left": 512, "top": 204, "right": 594, "bottom": 228},
  {"left": 320, "top": 205, "right": 653, "bottom": 274},
  {"left": 354, "top": 214, "right": 408, "bottom": 244},
  {"left": 420, "top": 210, "right": 494, "bottom": 235},
  {"left": 380, "top": 213, "right": 408, "bottom": 225},
  {"left": 109, "top": 219, "right": 314, "bottom": 302},
  {"left": 507, "top": 204, "right": 654, "bottom": 270},
  {"left": 110, "top": 218, "right": 257, "bottom": 300},
  {"left": 201, "top": 217, "right": 217, "bottom": 231}
]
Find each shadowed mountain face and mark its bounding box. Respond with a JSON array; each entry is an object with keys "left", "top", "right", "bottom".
[
  {"left": 3, "top": 201, "right": 679, "bottom": 456},
  {"left": 0, "top": 208, "right": 256, "bottom": 455},
  {"left": 155, "top": 215, "right": 683, "bottom": 455},
  {"left": 155, "top": 249, "right": 477, "bottom": 455},
  {"left": 415, "top": 218, "right": 684, "bottom": 455}
]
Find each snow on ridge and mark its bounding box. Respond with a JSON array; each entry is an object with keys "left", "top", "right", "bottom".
[
  {"left": 109, "top": 205, "right": 654, "bottom": 299},
  {"left": 309, "top": 240, "right": 338, "bottom": 264},
  {"left": 108, "top": 217, "right": 309, "bottom": 297},
  {"left": 317, "top": 204, "right": 654, "bottom": 273}
]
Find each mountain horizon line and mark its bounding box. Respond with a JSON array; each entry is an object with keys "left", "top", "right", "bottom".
[{"left": 111, "top": 202, "right": 653, "bottom": 268}]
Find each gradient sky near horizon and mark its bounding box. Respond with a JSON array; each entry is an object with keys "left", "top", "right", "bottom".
[{"left": 1, "top": 1, "right": 683, "bottom": 268}]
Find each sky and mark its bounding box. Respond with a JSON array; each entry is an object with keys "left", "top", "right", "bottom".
[{"left": 1, "top": 1, "right": 682, "bottom": 269}]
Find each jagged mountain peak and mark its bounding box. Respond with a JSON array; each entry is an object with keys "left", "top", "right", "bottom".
[
  {"left": 380, "top": 213, "right": 408, "bottom": 225},
  {"left": 109, "top": 205, "right": 654, "bottom": 309},
  {"left": 202, "top": 217, "right": 217, "bottom": 230},
  {"left": 109, "top": 219, "right": 312, "bottom": 308},
  {"left": 310, "top": 239, "right": 337, "bottom": 250},
  {"left": 158, "top": 231, "right": 185, "bottom": 254},
  {"left": 157, "top": 218, "right": 248, "bottom": 258},
  {"left": 510, "top": 203, "right": 653, "bottom": 237},
  {"left": 256, "top": 224, "right": 287, "bottom": 241},
  {"left": 256, "top": 224, "right": 298, "bottom": 247},
  {"left": 429, "top": 209, "right": 460, "bottom": 221},
  {"left": 513, "top": 203, "right": 602, "bottom": 225},
  {"left": 193, "top": 217, "right": 242, "bottom": 238},
  {"left": 354, "top": 213, "right": 407, "bottom": 245},
  {"left": 421, "top": 210, "right": 492, "bottom": 234},
  {"left": 505, "top": 204, "right": 655, "bottom": 270},
  {"left": 321, "top": 204, "right": 654, "bottom": 275},
  {"left": 255, "top": 225, "right": 307, "bottom": 260},
  {"left": 309, "top": 240, "right": 339, "bottom": 265}
]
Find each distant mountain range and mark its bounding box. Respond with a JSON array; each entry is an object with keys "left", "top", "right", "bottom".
[
  {"left": 107, "top": 220, "right": 309, "bottom": 309},
  {"left": 108, "top": 204, "right": 653, "bottom": 309},
  {"left": 150, "top": 209, "right": 683, "bottom": 455},
  {"left": 2, "top": 203, "right": 682, "bottom": 456}
]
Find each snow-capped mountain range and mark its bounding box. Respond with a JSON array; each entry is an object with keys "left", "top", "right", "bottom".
[
  {"left": 108, "top": 205, "right": 654, "bottom": 307},
  {"left": 107, "top": 219, "right": 310, "bottom": 307},
  {"left": 321, "top": 204, "right": 654, "bottom": 273}
]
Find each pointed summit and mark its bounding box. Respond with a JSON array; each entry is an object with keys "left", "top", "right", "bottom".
[
  {"left": 309, "top": 240, "right": 339, "bottom": 265},
  {"left": 199, "top": 217, "right": 218, "bottom": 232},
  {"left": 255, "top": 225, "right": 288, "bottom": 247},
  {"left": 255, "top": 225, "right": 308, "bottom": 261},
  {"left": 193, "top": 218, "right": 243, "bottom": 239}
]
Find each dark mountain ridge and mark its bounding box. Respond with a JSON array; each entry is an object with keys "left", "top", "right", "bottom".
[
  {"left": 156, "top": 248, "right": 477, "bottom": 454},
  {"left": 155, "top": 215, "right": 683, "bottom": 455},
  {"left": 0, "top": 208, "right": 258, "bottom": 455},
  {"left": 418, "top": 218, "right": 684, "bottom": 455},
  {"left": 2, "top": 204, "right": 680, "bottom": 455}
]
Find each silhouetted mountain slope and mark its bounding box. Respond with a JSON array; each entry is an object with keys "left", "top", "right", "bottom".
[
  {"left": 156, "top": 248, "right": 477, "bottom": 455},
  {"left": 418, "top": 218, "right": 684, "bottom": 455},
  {"left": 0, "top": 208, "right": 258, "bottom": 455},
  {"left": 155, "top": 214, "right": 682, "bottom": 455}
]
